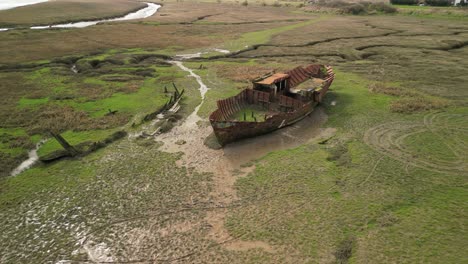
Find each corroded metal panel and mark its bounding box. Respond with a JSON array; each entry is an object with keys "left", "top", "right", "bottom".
[{"left": 209, "top": 64, "right": 335, "bottom": 146}]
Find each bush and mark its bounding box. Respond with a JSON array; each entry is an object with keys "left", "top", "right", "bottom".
[
  {"left": 425, "top": 0, "right": 451, "bottom": 6},
  {"left": 390, "top": 0, "right": 419, "bottom": 5},
  {"left": 318, "top": 0, "right": 397, "bottom": 15},
  {"left": 241, "top": 0, "right": 248, "bottom": 6},
  {"left": 272, "top": 1, "right": 282, "bottom": 7},
  {"left": 343, "top": 3, "right": 367, "bottom": 14},
  {"left": 368, "top": 83, "right": 413, "bottom": 96},
  {"left": 334, "top": 237, "right": 355, "bottom": 263},
  {"left": 318, "top": 0, "right": 347, "bottom": 8},
  {"left": 371, "top": 2, "right": 397, "bottom": 13}
]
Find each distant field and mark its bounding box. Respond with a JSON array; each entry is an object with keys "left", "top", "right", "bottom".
[
  {"left": 0, "top": 1, "right": 467, "bottom": 263},
  {"left": 395, "top": 4, "right": 468, "bottom": 18},
  {"left": 0, "top": 0, "right": 146, "bottom": 27}
]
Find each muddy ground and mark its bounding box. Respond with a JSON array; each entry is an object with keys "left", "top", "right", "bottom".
[{"left": 0, "top": 1, "right": 467, "bottom": 263}]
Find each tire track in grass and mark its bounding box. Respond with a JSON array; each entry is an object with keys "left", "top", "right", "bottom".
[{"left": 364, "top": 112, "right": 467, "bottom": 174}]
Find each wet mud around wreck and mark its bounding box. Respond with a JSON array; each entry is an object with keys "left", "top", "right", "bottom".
[
  {"left": 159, "top": 106, "right": 332, "bottom": 172},
  {"left": 155, "top": 104, "right": 334, "bottom": 251},
  {"left": 222, "top": 106, "right": 332, "bottom": 168}
]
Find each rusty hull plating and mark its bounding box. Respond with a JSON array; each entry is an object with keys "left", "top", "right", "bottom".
[{"left": 209, "top": 64, "right": 335, "bottom": 146}]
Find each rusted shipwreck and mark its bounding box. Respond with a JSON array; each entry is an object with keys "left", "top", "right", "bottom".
[{"left": 209, "top": 64, "right": 335, "bottom": 146}]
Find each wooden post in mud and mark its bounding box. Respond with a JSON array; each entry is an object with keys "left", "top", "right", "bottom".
[
  {"left": 107, "top": 109, "right": 117, "bottom": 115},
  {"left": 178, "top": 89, "right": 185, "bottom": 98},
  {"left": 172, "top": 83, "right": 180, "bottom": 97},
  {"left": 49, "top": 131, "right": 79, "bottom": 156}
]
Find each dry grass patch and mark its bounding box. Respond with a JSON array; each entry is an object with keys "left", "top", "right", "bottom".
[
  {"left": 390, "top": 96, "right": 450, "bottom": 113},
  {"left": 368, "top": 82, "right": 413, "bottom": 97},
  {"left": 215, "top": 64, "right": 278, "bottom": 82},
  {"left": 29, "top": 105, "right": 130, "bottom": 135},
  {"left": 368, "top": 82, "right": 450, "bottom": 113},
  {"left": 270, "top": 16, "right": 393, "bottom": 46},
  {"left": 151, "top": 2, "right": 311, "bottom": 24},
  {"left": 0, "top": 21, "right": 299, "bottom": 64}
]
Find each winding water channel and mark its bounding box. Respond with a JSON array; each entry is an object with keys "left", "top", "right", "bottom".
[
  {"left": 169, "top": 60, "right": 209, "bottom": 127},
  {"left": 32, "top": 2, "right": 160, "bottom": 29},
  {"left": 1, "top": 2, "right": 160, "bottom": 31},
  {"left": 10, "top": 140, "right": 47, "bottom": 176}
]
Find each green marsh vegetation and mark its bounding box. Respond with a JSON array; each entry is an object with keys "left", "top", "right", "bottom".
[{"left": 0, "top": 0, "right": 467, "bottom": 262}]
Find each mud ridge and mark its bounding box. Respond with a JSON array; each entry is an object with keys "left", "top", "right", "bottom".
[
  {"left": 356, "top": 40, "right": 468, "bottom": 52},
  {"left": 147, "top": 18, "right": 308, "bottom": 26},
  {"left": 355, "top": 44, "right": 423, "bottom": 51},
  {"left": 180, "top": 13, "right": 225, "bottom": 24},
  {"left": 436, "top": 40, "right": 468, "bottom": 51},
  {"left": 195, "top": 19, "right": 309, "bottom": 25},
  {"left": 197, "top": 29, "right": 405, "bottom": 61},
  {"left": 276, "top": 30, "right": 405, "bottom": 48},
  {"left": 233, "top": 52, "right": 347, "bottom": 60}
]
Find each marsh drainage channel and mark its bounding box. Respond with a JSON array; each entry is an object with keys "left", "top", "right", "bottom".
[
  {"left": 0, "top": 2, "right": 160, "bottom": 31},
  {"left": 10, "top": 139, "right": 47, "bottom": 176}
]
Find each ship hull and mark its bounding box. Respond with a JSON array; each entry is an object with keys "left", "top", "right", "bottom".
[
  {"left": 209, "top": 64, "right": 334, "bottom": 146},
  {"left": 210, "top": 101, "right": 317, "bottom": 146}
]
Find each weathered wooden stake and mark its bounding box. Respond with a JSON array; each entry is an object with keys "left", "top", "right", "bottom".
[
  {"left": 178, "top": 89, "right": 185, "bottom": 98},
  {"left": 164, "top": 86, "right": 168, "bottom": 93},
  {"left": 172, "top": 83, "right": 180, "bottom": 97},
  {"left": 243, "top": 112, "right": 246, "bottom": 121},
  {"left": 49, "top": 131, "right": 79, "bottom": 156}
]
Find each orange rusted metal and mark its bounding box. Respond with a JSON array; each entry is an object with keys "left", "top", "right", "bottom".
[
  {"left": 254, "top": 73, "right": 289, "bottom": 85},
  {"left": 209, "top": 64, "right": 335, "bottom": 146}
]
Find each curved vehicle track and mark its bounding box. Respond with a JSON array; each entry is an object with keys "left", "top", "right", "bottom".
[{"left": 364, "top": 112, "right": 467, "bottom": 174}]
